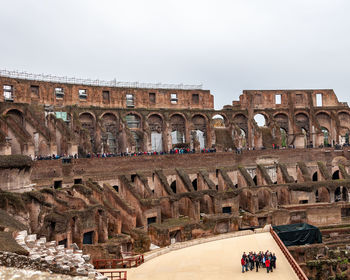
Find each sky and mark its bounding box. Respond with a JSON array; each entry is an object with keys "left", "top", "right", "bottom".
[{"left": 1, "top": 0, "right": 350, "bottom": 109}]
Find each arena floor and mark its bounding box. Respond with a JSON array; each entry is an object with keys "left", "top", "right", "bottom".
[{"left": 127, "top": 232, "right": 299, "bottom": 280}]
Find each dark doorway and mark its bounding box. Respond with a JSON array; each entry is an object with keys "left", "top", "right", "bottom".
[
  {"left": 299, "top": 200, "right": 308, "bottom": 204},
  {"left": 131, "top": 174, "right": 137, "bottom": 182},
  {"left": 192, "top": 179, "right": 197, "bottom": 191},
  {"left": 222, "top": 206, "right": 232, "bottom": 214},
  {"left": 83, "top": 231, "right": 94, "bottom": 244},
  {"left": 170, "top": 181, "right": 176, "bottom": 194},
  {"left": 332, "top": 170, "right": 340, "bottom": 180},
  {"left": 54, "top": 180, "right": 62, "bottom": 189},
  {"left": 147, "top": 216, "right": 157, "bottom": 225},
  {"left": 113, "top": 185, "right": 119, "bottom": 192},
  {"left": 58, "top": 239, "right": 67, "bottom": 248},
  {"left": 312, "top": 172, "right": 318, "bottom": 182},
  {"left": 253, "top": 175, "right": 257, "bottom": 185},
  {"left": 74, "top": 178, "right": 83, "bottom": 185}
]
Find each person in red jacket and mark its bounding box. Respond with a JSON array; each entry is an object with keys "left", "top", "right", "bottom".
[
  {"left": 241, "top": 257, "right": 246, "bottom": 273},
  {"left": 265, "top": 258, "right": 270, "bottom": 273}
]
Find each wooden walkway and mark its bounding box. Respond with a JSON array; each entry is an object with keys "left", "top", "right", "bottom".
[{"left": 126, "top": 232, "right": 299, "bottom": 280}]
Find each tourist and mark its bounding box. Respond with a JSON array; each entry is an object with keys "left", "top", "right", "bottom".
[
  {"left": 265, "top": 257, "right": 270, "bottom": 273},
  {"left": 271, "top": 253, "right": 276, "bottom": 269},
  {"left": 241, "top": 256, "right": 247, "bottom": 273},
  {"left": 255, "top": 252, "right": 260, "bottom": 272}
]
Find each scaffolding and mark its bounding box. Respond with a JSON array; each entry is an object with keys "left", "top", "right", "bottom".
[{"left": 0, "top": 69, "right": 203, "bottom": 90}]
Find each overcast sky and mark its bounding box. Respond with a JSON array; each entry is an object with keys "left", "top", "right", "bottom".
[{"left": 1, "top": 0, "right": 349, "bottom": 109}]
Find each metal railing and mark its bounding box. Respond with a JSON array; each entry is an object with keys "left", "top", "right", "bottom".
[
  {"left": 270, "top": 227, "right": 308, "bottom": 280},
  {"left": 0, "top": 69, "right": 203, "bottom": 90},
  {"left": 93, "top": 254, "right": 144, "bottom": 269},
  {"left": 99, "top": 271, "right": 127, "bottom": 280}
]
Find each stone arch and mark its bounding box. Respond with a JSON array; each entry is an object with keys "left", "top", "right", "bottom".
[
  {"left": 79, "top": 112, "right": 96, "bottom": 153},
  {"left": 38, "top": 139, "right": 50, "bottom": 156},
  {"left": 148, "top": 114, "right": 164, "bottom": 152},
  {"left": 295, "top": 112, "right": 309, "bottom": 134},
  {"left": 191, "top": 114, "right": 207, "bottom": 150},
  {"left": 315, "top": 187, "right": 330, "bottom": 203},
  {"left": 101, "top": 113, "right": 119, "bottom": 153},
  {"left": 70, "top": 216, "right": 82, "bottom": 248},
  {"left": 274, "top": 113, "right": 289, "bottom": 147},
  {"left": 239, "top": 189, "right": 255, "bottom": 213},
  {"left": 316, "top": 112, "right": 332, "bottom": 145},
  {"left": 125, "top": 113, "right": 142, "bottom": 129},
  {"left": 95, "top": 209, "right": 107, "bottom": 243},
  {"left": 178, "top": 197, "right": 196, "bottom": 219},
  {"left": 170, "top": 114, "right": 186, "bottom": 146},
  {"left": 254, "top": 113, "right": 268, "bottom": 127},
  {"left": 338, "top": 112, "right": 350, "bottom": 145},
  {"left": 277, "top": 187, "right": 291, "bottom": 205},
  {"left": 233, "top": 114, "right": 248, "bottom": 147},
  {"left": 5, "top": 108, "right": 25, "bottom": 126},
  {"left": 257, "top": 188, "right": 272, "bottom": 210},
  {"left": 312, "top": 172, "right": 318, "bottom": 182},
  {"left": 200, "top": 194, "right": 214, "bottom": 214},
  {"left": 335, "top": 186, "right": 348, "bottom": 202},
  {"left": 212, "top": 113, "right": 229, "bottom": 128}
]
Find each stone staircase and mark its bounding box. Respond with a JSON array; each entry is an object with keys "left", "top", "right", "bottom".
[{"left": 15, "top": 230, "right": 107, "bottom": 279}]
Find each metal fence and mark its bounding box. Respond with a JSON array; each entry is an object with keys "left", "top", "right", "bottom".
[{"left": 0, "top": 69, "right": 203, "bottom": 90}]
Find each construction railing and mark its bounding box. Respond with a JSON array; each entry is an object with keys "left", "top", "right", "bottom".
[
  {"left": 94, "top": 254, "right": 144, "bottom": 269},
  {"left": 0, "top": 69, "right": 203, "bottom": 90},
  {"left": 99, "top": 271, "right": 127, "bottom": 280},
  {"left": 270, "top": 227, "right": 308, "bottom": 280}
]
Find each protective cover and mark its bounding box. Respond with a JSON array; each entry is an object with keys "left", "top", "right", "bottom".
[{"left": 273, "top": 223, "right": 322, "bottom": 246}]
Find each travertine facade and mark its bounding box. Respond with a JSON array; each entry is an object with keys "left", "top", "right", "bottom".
[{"left": 1, "top": 71, "right": 350, "bottom": 271}]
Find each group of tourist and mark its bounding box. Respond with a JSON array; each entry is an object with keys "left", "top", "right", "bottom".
[
  {"left": 241, "top": 251, "right": 276, "bottom": 273},
  {"left": 33, "top": 148, "right": 217, "bottom": 161}
]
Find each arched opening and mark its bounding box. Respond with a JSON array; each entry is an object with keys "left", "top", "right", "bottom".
[
  {"left": 277, "top": 188, "right": 290, "bottom": 205},
  {"left": 200, "top": 194, "right": 214, "bottom": 214},
  {"left": 191, "top": 115, "right": 207, "bottom": 150},
  {"left": 295, "top": 113, "right": 309, "bottom": 146},
  {"left": 212, "top": 114, "right": 226, "bottom": 128},
  {"left": 312, "top": 172, "right": 318, "bottom": 182},
  {"left": 79, "top": 112, "right": 96, "bottom": 153},
  {"left": 178, "top": 197, "right": 196, "bottom": 219},
  {"left": 315, "top": 187, "right": 330, "bottom": 203},
  {"left": 192, "top": 179, "right": 197, "bottom": 191},
  {"left": 253, "top": 175, "right": 257, "bottom": 185},
  {"left": 280, "top": 128, "right": 287, "bottom": 148},
  {"left": 148, "top": 114, "right": 163, "bottom": 152},
  {"left": 274, "top": 113, "right": 289, "bottom": 142},
  {"left": 6, "top": 109, "right": 24, "bottom": 126},
  {"left": 332, "top": 170, "right": 340, "bottom": 180},
  {"left": 170, "top": 180, "right": 176, "bottom": 194},
  {"left": 101, "top": 113, "right": 118, "bottom": 154},
  {"left": 257, "top": 189, "right": 271, "bottom": 210},
  {"left": 335, "top": 186, "right": 348, "bottom": 202},
  {"left": 125, "top": 114, "right": 141, "bottom": 129},
  {"left": 239, "top": 189, "right": 255, "bottom": 213},
  {"left": 302, "top": 128, "right": 308, "bottom": 148},
  {"left": 254, "top": 114, "right": 266, "bottom": 127},
  {"left": 170, "top": 114, "right": 186, "bottom": 146},
  {"left": 131, "top": 131, "right": 142, "bottom": 152},
  {"left": 321, "top": 127, "right": 329, "bottom": 146}
]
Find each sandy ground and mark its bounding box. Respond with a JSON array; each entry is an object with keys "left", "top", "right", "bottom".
[{"left": 125, "top": 232, "right": 299, "bottom": 280}]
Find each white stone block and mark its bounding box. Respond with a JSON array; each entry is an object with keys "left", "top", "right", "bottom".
[{"left": 82, "top": 255, "right": 90, "bottom": 261}]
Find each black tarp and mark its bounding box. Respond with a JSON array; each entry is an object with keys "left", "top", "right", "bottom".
[{"left": 273, "top": 223, "right": 322, "bottom": 246}]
